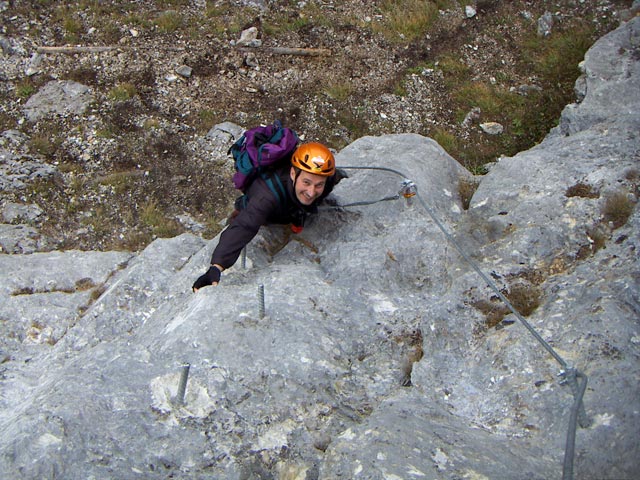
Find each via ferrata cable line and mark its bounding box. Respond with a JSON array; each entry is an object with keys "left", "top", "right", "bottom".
[{"left": 334, "top": 164, "right": 590, "bottom": 480}]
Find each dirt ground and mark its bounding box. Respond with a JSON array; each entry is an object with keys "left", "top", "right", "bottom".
[{"left": 0, "top": 0, "right": 634, "bottom": 251}]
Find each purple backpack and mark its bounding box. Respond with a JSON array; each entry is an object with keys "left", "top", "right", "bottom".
[{"left": 230, "top": 121, "right": 299, "bottom": 192}]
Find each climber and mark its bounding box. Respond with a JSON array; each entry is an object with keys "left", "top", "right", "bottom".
[{"left": 192, "top": 142, "right": 342, "bottom": 291}]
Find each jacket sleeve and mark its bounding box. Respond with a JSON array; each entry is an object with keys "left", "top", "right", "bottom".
[{"left": 210, "top": 188, "right": 278, "bottom": 269}]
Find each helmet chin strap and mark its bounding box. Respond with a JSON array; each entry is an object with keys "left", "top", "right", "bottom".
[
  {"left": 293, "top": 168, "right": 302, "bottom": 186},
  {"left": 291, "top": 168, "right": 304, "bottom": 205}
]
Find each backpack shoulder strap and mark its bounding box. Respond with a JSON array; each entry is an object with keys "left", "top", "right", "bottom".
[{"left": 262, "top": 171, "right": 287, "bottom": 207}]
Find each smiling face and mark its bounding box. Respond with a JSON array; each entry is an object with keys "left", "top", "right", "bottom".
[{"left": 290, "top": 167, "right": 328, "bottom": 206}]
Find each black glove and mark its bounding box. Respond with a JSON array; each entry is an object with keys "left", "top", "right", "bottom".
[{"left": 192, "top": 266, "right": 221, "bottom": 291}]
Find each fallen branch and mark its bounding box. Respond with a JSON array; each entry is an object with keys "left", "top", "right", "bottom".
[
  {"left": 237, "top": 46, "right": 332, "bottom": 57},
  {"left": 37, "top": 46, "right": 117, "bottom": 54}
]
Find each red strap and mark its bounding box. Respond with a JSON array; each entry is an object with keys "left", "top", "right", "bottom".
[{"left": 291, "top": 224, "right": 303, "bottom": 234}]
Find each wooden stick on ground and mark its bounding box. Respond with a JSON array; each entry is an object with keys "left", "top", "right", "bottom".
[{"left": 37, "top": 46, "right": 118, "bottom": 54}]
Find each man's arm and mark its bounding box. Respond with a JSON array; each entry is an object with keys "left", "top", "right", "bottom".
[{"left": 193, "top": 189, "right": 276, "bottom": 291}]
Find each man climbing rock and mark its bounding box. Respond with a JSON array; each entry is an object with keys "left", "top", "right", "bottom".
[{"left": 192, "top": 142, "right": 342, "bottom": 291}]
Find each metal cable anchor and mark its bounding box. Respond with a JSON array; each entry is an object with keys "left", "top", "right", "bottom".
[
  {"left": 399, "top": 179, "right": 417, "bottom": 206},
  {"left": 558, "top": 367, "right": 591, "bottom": 428}
]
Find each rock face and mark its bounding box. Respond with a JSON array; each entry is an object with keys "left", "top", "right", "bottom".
[{"left": 0, "top": 17, "right": 638, "bottom": 480}]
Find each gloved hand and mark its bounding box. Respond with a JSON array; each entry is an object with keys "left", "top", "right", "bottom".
[{"left": 192, "top": 266, "right": 221, "bottom": 292}]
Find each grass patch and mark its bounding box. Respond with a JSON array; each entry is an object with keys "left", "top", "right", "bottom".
[
  {"left": 432, "top": 127, "right": 460, "bottom": 155},
  {"left": 0, "top": 110, "right": 15, "bottom": 131},
  {"left": 15, "top": 80, "right": 37, "bottom": 99},
  {"left": 334, "top": 107, "right": 372, "bottom": 147},
  {"left": 108, "top": 83, "right": 137, "bottom": 102},
  {"left": 203, "top": 4, "right": 250, "bottom": 35},
  {"left": 191, "top": 109, "right": 218, "bottom": 134},
  {"left": 438, "top": 55, "right": 471, "bottom": 86},
  {"left": 140, "top": 200, "right": 183, "bottom": 238},
  {"left": 143, "top": 117, "right": 161, "bottom": 130},
  {"left": 426, "top": 17, "right": 601, "bottom": 169},
  {"left": 63, "top": 16, "right": 83, "bottom": 42},
  {"left": 522, "top": 24, "right": 595, "bottom": 87},
  {"left": 28, "top": 134, "right": 59, "bottom": 157},
  {"left": 98, "top": 170, "right": 142, "bottom": 195},
  {"left": 154, "top": 10, "right": 183, "bottom": 34},
  {"left": 452, "top": 82, "right": 526, "bottom": 120},
  {"left": 325, "top": 81, "right": 354, "bottom": 102},
  {"left": 373, "top": 0, "right": 443, "bottom": 43}
]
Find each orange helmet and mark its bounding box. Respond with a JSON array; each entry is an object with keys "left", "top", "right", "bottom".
[{"left": 291, "top": 142, "right": 336, "bottom": 176}]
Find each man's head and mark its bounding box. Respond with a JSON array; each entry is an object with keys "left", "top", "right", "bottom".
[{"left": 290, "top": 142, "right": 335, "bottom": 206}]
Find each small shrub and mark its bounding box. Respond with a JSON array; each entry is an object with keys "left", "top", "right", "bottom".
[
  {"left": 432, "top": 127, "right": 460, "bottom": 155},
  {"left": 98, "top": 171, "right": 141, "bottom": 195},
  {"left": 116, "top": 230, "right": 154, "bottom": 251},
  {"left": 325, "top": 81, "right": 354, "bottom": 102},
  {"left": 28, "top": 135, "right": 58, "bottom": 157},
  {"left": 506, "top": 282, "right": 542, "bottom": 317},
  {"left": 587, "top": 224, "right": 609, "bottom": 253},
  {"left": 602, "top": 191, "right": 635, "bottom": 229},
  {"left": 108, "top": 83, "right": 137, "bottom": 102},
  {"left": 90, "top": 284, "right": 107, "bottom": 302},
  {"left": 154, "top": 10, "right": 183, "bottom": 33},
  {"left": 63, "top": 16, "right": 83, "bottom": 34},
  {"left": 75, "top": 278, "right": 96, "bottom": 291},
  {"left": 15, "top": 80, "right": 36, "bottom": 99},
  {"left": 624, "top": 168, "right": 639, "bottom": 182},
  {"left": 471, "top": 299, "right": 510, "bottom": 328},
  {"left": 204, "top": 4, "right": 248, "bottom": 35},
  {"left": 566, "top": 182, "right": 599, "bottom": 198},
  {"left": 99, "top": 20, "right": 123, "bottom": 44},
  {"left": 67, "top": 67, "right": 99, "bottom": 86},
  {"left": 0, "top": 110, "right": 14, "bottom": 131},
  {"left": 471, "top": 281, "right": 542, "bottom": 329}
]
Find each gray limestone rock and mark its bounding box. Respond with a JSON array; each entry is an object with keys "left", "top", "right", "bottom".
[
  {"left": 206, "top": 121, "right": 245, "bottom": 143},
  {"left": 23, "top": 80, "right": 94, "bottom": 122},
  {"left": 0, "top": 147, "right": 57, "bottom": 191},
  {"left": 0, "top": 223, "right": 48, "bottom": 254},
  {"left": 1, "top": 202, "right": 43, "bottom": 223},
  {"left": 0, "top": 17, "right": 638, "bottom": 480}
]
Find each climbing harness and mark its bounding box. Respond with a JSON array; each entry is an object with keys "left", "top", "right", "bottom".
[{"left": 334, "top": 165, "right": 590, "bottom": 480}]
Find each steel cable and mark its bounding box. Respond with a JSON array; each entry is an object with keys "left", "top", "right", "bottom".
[{"left": 335, "top": 164, "right": 590, "bottom": 479}]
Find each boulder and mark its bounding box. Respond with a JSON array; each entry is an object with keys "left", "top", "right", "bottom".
[{"left": 23, "top": 80, "right": 94, "bottom": 122}]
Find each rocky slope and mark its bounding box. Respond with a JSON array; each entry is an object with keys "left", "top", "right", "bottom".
[
  {"left": 0, "top": 12, "right": 638, "bottom": 480},
  {"left": 0, "top": 0, "right": 635, "bottom": 253}
]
